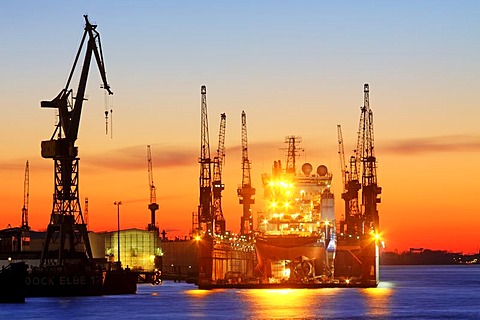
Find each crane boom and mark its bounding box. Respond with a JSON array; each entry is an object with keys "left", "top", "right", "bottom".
[
  {"left": 41, "top": 15, "right": 112, "bottom": 147},
  {"left": 337, "top": 125, "right": 346, "bottom": 192},
  {"left": 147, "top": 145, "right": 157, "bottom": 204},
  {"left": 21, "top": 161, "right": 29, "bottom": 230}
]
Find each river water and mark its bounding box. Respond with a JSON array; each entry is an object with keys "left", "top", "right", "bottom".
[{"left": 1, "top": 265, "right": 479, "bottom": 319}]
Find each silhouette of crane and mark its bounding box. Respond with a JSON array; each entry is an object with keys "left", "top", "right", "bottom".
[
  {"left": 147, "top": 145, "right": 159, "bottom": 232},
  {"left": 21, "top": 161, "right": 30, "bottom": 230},
  {"left": 39, "top": 15, "right": 112, "bottom": 266},
  {"left": 358, "top": 84, "right": 381, "bottom": 233},
  {"left": 212, "top": 113, "right": 227, "bottom": 235},
  {"left": 238, "top": 111, "right": 255, "bottom": 239},
  {"left": 340, "top": 84, "right": 381, "bottom": 237},
  {"left": 197, "top": 85, "right": 213, "bottom": 236}
]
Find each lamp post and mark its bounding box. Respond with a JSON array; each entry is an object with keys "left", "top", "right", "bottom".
[{"left": 114, "top": 201, "right": 122, "bottom": 266}]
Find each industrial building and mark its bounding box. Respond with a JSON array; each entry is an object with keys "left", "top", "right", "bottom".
[{"left": 0, "top": 228, "right": 163, "bottom": 273}]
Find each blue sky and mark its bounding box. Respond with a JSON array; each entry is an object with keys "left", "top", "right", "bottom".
[{"left": 1, "top": 1, "right": 479, "bottom": 251}]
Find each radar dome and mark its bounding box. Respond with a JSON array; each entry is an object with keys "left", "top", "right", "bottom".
[
  {"left": 317, "top": 165, "right": 328, "bottom": 176},
  {"left": 301, "top": 163, "right": 313, "bottom": 175}
]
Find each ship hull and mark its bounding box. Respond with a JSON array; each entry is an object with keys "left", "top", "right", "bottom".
[
  {"left": 255, "top": 235, "right": 325, "bottom": 261},
  {"left": 26, "top": 270, "right": 104, "bottom": 297},
  {"left": 335, "top": 237, "right": 379, "bottom": 287},
  {"left": 197, "top": 236, "right": 379, "bottom": 289},
  {"left": 25, "top": 269, "right": 138, "bottom": 297}
]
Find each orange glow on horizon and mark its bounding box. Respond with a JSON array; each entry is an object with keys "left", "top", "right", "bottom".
[{"left": 1, "top": 151, "right": 480, "bottom": 254}]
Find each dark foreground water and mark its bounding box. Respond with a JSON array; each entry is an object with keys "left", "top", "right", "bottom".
[{"left": 1, "top": 265, "right": 479, "bottom": 319}]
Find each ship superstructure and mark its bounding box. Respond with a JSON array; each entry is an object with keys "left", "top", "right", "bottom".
[{"left": 255, "top": 136, "right": 336, "bottom": 284}]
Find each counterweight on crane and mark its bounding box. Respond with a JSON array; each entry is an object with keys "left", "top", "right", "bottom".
[
  {"left": 21, "top": 161, "right": 30, "bottom": 230},
  {"left": 238, "top": 111, "right": 255, "bottom": 238},
  {"left": 39, "top": 15, "right": 112, "bottom": 266},
  {"left": 147, "top": 145, "right": 159, "bottom": 232},
  {"left": 212, "top": 113, "right": 226, "bottom": 234},
  {"left": 197, "top": 85, "right": 213, "bottom": 235}
]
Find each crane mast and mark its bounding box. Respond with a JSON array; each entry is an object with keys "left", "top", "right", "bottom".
[
  {"left": 212, "top": 113, "right": 227, "bottom": 234},
  {"left": 147, "top": 145, "right": 159, "bottom": 232},
  {"left": 238, "top": 111, "right": 255, "bottom": 238},
  {"left": 40, "top": 15, "right": 112, "bottom": 266},
  {"left": 21, "top": 161, "right": 30, "bottom": 230},
  {"left": 359, "top": 84, "right": 381, "bottom": 232},
  {"left": 198, "top": 85, "right": 213, "bottom": 235}
]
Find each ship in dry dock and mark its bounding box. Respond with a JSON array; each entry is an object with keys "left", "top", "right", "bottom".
[
  {"left": 196, "top": 84, "right": 382, "bottom": 289},
  {"left": 255, "top": 137, "right": 336, "bottom": 285}
]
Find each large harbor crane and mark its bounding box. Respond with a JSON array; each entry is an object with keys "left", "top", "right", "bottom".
[
  {"left": 212, "top": 113, "right": 227, "bottom": 234},
  {"left": 335, "top": 83, "right": 382, "bottom": 286},
  {"left": 358, "top": 84, "right": 381, "bottom": 232},
  {"left": 40, "top": 15, "right": 112, "bottom": 266},
  {"left": 147, "top": 145, "right": 159, "bottom": 232},
  {"left": 21, "top": 161, "right": 30, "bottom": 230},
  {"left": 238, "top": 111, "right": 255, "bottom": 238},
  {"left": 340, "top": 84, "right": 381, "bottom": 237},
  {"left": 198, "top": 85, "right": 213, "bottom": 235}
]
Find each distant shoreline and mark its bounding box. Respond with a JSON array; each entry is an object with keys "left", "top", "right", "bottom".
[{"left": 381, "top": 249, "right": 479, "bottom": 265}]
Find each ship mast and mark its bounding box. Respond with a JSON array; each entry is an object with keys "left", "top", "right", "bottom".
[{"left": 284, "top": 136, "right": 303, "bottom": 175}]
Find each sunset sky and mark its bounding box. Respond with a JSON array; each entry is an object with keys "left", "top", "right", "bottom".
[{"left": 1, "top": 1, "right": 479, "bottom": 253}]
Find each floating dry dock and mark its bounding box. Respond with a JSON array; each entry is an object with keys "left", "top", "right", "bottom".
[{"left": 197, "top": 133, "right": 381, "bottom": 289}]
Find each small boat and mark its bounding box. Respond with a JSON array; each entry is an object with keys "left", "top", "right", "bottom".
[{"left": 0, "top": 262, "right": 27, "bottom": 303}]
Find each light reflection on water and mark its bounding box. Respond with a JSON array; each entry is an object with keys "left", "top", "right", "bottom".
[
  {"left": 184, "top": 285, "right": 394, "bottom": 319},
  {"left": 362, "top": 282, "right": 394, "bottom": 318},
  {"left": 2, "top": 267, "right": 479, "bottom": 319},
  {"left": 243, "top": 288, "right": 337, "bottom": 319}
]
